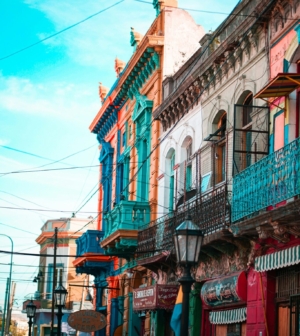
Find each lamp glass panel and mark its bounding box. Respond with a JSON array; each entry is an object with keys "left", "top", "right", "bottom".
[
  {"left": 26, "top": 302, "right": 36, "bottom": 318},
  {"left": 57, "top": 292, "right": 66, "bottom": 306},
  {"left": 195, "top": 235, "right": 203, "bottom": 262},
  {"left": 54, "top": 288, "right": 67, "bottom": 307},
  {"left": 177, "top": 234, "right": 188, "bottom": 263},
  {"left": 187, "top": 234, "right": 198, "bottom": 263}
]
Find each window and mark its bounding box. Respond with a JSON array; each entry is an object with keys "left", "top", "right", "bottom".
[
  {"left": 122, "top": 131, "right": 127, "bottom": 147},
  {"left": 215, "top": 113, "right": 227, "bottom": 184},
  {"left": 290, "top": 294, "right": 300, "bottom": 336},
  {"left": 46, "top": 264, "right": 64, "bottom": 299},
  {"left": 241, "top": 93, "right": 253, "bottom": 169},
  {"left": 169, "top": 152, "right": 175, "bottom": 211},
  {"left": 227, "top": 323, "right": 241, "bottom": 336},
  {"left": 186, "top": 140, "right": 192, "bottom": 191}
]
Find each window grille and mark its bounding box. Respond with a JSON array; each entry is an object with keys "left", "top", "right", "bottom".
[
  {"left": 276, "top": 265, "right": 300, "bottom": 299},
  {"left": 290, "top": 294, "right": 300, "bottom": 336},
  {"left": 233, "top": 104, "right": 269, "bottom": 176}
]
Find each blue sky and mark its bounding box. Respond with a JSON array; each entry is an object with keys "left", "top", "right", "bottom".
[{"left": 0, "top": 0, "right": 238, "bottom": 310}]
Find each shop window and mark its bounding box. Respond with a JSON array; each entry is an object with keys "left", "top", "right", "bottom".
[
  {"left": 275, "top": 266, "right": 300, "bottom": 336},
  {"left": 227, "top": 323, "right": 241, "bottom": 336},
  {"left": 276, "top": 265, "right": 300, "bottom": 299},
  {"left": 290, "top": 294, "right": 300, "bottom": 336}
]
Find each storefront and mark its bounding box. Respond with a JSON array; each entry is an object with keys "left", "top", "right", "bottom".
[
  {"left": 200, "top": 272, "right": 247, "bottom": 336},
  {"left": 255, "top": 245, "right": 300, "bottom": 336},
  {"left": 133, "top": 284, "right": 179, "bottom": 336}
]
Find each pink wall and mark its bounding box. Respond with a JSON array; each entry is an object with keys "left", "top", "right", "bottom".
[{"left": 270, "top": 29, "right": 296, "bottom": 78}]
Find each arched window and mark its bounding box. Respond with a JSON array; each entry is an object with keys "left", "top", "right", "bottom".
[
  {"left": 165, "top": 148, "right": 175, "bottom": 211},
  {"left": 181, "top": 136, "right": 193, "bottom": 192},
  {"left": 215, "top": 113, "right": 227, "bottom": 184},
  {"left": 242, "top": 93, "right": 253, "bottom": 169}
]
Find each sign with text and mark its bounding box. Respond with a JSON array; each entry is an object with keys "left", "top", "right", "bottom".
[
  {"left": 67, "top": 310, "right": 107, "bottom": 332},
  {"left": 133, "top": 285, "right": 179, "bottom": 311}
]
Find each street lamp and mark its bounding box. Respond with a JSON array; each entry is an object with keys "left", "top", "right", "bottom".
[
  {"left": 173, "top": 215, "right": 204, "bottom": 336},
  {"left": 26, "top": 300, "right": 37, "bottom": 336},
  {"left": 54, "top": 284, "right": 68, "bottom": 336}
]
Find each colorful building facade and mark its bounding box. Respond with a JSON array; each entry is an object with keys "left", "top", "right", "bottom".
[
  {"left": 74, "top": 1, "right": 205, "bottom": 336},
  {"left": 137, "top": 0, "right": 299, "bottom": 335},
  {"left": 23, "top": 217, "right": 94, "bottom": 336},
  {"left": 75, "top": 0, "right": 300, "bottom": 336}
]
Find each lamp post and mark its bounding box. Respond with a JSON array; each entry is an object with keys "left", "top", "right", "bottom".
[
  {"left": 0, "top": 234, "right": 13, "bottom": 336},
  {"left": 54, "top": 284, "right": 68, "bottom": 336},
  {"left": 26, "top": 300, "right": 37, "bottom": 336},
  {"left": 173, "top": 215, "right": 204, "bottom": 336}
]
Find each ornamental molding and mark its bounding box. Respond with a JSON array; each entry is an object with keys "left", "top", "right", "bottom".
[{"left": 154, "top": 22, "right": 265, "bottom": 131}]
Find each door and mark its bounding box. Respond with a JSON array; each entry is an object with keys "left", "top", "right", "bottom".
[
  {"left": 215, "top": 325, "right": 227, "bottom": 336},
  {"left": 278, "top": 306, "right": 290, "bottom": 336}
]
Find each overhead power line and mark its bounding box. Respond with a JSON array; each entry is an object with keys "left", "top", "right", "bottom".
[
  {"left": 0, "top": 161, "right": 146, "bottom": 175},
  {"left": 0, "top": 144, "right": 97, "bottom": 176},
  {"left": 0, "top": 1, "right": 125, "bottom": 61},
  {"left": 0, "top": 222, "right": 37, "bottom": 236},
  {"left": 135, "top": 0, "right": 299, "bottom": 21}
]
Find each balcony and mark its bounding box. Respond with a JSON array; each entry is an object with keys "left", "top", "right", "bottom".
[
  {"left": 136, "top": 183, "right": 231, "bottom": 269},
  {"left": 101, "top": 200, "right": 150, "bottom": 256},
  {"left": 232, "top": 137, "right": 300, "bottom": 223},
  {"left": 73, "top": 230, "right": 112, "bottom": 275}
]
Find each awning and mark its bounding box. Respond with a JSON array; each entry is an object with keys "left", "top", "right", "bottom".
[
  {"left": 254, "top": 73, "right": 300, "bottom": 99},
  {"left": 255, "top": 245, "right": 300, "bottom": 272},
  {"left": 209, "top": 307, "right": 247, "bottom": 324}
]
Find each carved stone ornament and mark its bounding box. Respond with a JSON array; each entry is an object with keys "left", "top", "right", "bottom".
[
  {"left": 194, "top": 248, "right": 249, "bottom": 282},
  {"left": 248, "top": 29, "right": 259, "bottom": 52},
  {"left": 234, "top": 47, "right": 243, "bottom": 66}
]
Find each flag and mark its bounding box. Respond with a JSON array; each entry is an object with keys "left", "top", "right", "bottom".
[{"left": 170, "top": 286, "right": 182, "bottom": 336}]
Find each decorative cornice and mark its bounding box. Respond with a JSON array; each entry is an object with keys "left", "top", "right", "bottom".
[
  {"left": 153, "top": 0, "right": 268, "bottom": 130},
  {"left": 130, "top": 27, "right": 143, "bottom": 48},
  {"left": 90, "top": 37, "right": 162, "bottom": 134},
  {"left": 120, "top": 48, "right": 160, "bottom": 100}
]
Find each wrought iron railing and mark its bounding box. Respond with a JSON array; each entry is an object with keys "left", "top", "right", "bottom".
[
  {"left": 136, "top": 183, "right": 230, "bottom": 259},
  {"left": 136, "top": 213, "right": 176, "bottom": 259},
  {"left": 232, "top": 137, "right": 300, "bottom": 222}
]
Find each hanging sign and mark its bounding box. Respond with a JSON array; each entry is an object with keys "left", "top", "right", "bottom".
[
  {"left": 201, "top": 271, "right": 247, "bottom": 308},
  {"left": 133, "top": 285, "right": 179, "bottom": 311},
  {"left": 67, "top": 310, "right": 107, "bottom": 332}
]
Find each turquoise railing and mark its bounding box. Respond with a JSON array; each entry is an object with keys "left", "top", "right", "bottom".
[
  {"left": 104, "top": 200, "right": 150, "bottom": 239},
  {"left": 76, "top": 230, "right": 105, "bottom": 256},
  {"left": 232, "top": 137, "right": 300, "bottom": 222}
]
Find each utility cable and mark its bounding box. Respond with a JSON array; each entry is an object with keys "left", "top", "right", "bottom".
[
  {"left": 0, "top": 144, "right": 97, "bottom": 177},
  {"left": 0, "top": 1, "right": 125, "bottom": 61},
  {"left": 135, "top": 0, "right": 299, "bottom": 22}
]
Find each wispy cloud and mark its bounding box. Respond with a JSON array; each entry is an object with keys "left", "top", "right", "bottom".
[
  {"left": 0, "top": 73, "right": 99, "bottom": 123},
  {"left": 24, "top": 0, "right": 152, "bottom": 70}
]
